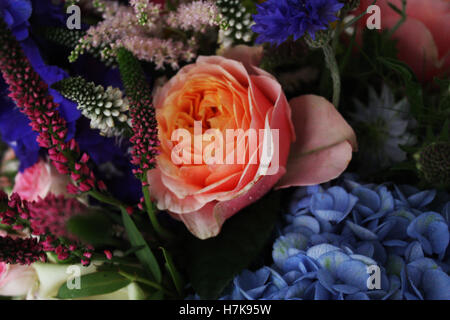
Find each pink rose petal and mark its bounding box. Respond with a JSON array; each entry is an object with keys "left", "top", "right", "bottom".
[
  {"left": 221, "top": 45, "right": 264, "bottom": 71},
  {"left": 277, "top": 95, "right": 357, "bottom": 188},
  {"left": 355, "top": 0, "right": 450, "bottom": 81},
  {"left": 178, "top": 167, "right": 286, "bottom": 239}
]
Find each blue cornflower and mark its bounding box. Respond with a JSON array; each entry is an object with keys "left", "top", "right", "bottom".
[{"left": 252, "top": 0, "right": 344, "bottom": 45}]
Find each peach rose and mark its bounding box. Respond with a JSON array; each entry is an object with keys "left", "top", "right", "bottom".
[
  {"left": 355, "top": 0, "right": 450, "bottom": 81},
  {"left": 148, "top": 48, "right": 357, "bottom": 239},
  {"left": 13, "top": 159, "right": 71, "bottom": 201}
]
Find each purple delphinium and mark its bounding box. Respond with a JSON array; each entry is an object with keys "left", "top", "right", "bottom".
[
  {"left": 252, "top": 0, "right": 344, "bottom": 46},
  {"left": 0, "top": 0, "right": 32, "bottom": 41}
]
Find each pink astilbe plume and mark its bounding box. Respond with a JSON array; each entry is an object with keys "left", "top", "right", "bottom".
[
  {"left": 0, "top": 18, "right": 106, "bottom": 195},
  {"left": 130, "top": 0, "right": 162, "bottom": 27},
  {"left": 71, "top": 1, "right": 200, "bottom": 70},
  {"left": 167, "top": 0, "right": 220, "bottom": 32},
  {"left": 115, "top": 35, "right": 197, "bottom": 70}
]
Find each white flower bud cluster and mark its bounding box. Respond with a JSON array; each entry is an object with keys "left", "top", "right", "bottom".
[
  {"left": 217, "top": 0, "right": 254, "bottom": 45},
  {"left": 53, "top": 77, "right": 132, "bottom": 137},
  {"left": 82, "top": 85, "right": 132, "bottom": 137}
]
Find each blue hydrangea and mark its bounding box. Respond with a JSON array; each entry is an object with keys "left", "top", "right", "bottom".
[
  {"left": 252, "top": 0, "right": 344, "bottom": 45},
  {"left": 219, "top": 176, "right": 450, "bottom": 300}
]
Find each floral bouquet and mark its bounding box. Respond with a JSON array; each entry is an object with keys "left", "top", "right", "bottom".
[{"left": 0, "top": 0, "right": 448, "bottom": 302}]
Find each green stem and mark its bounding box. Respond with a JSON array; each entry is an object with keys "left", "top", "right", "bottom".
[
  {"left": 142, "top": 183, "right": 174, "bottom": 241},
  {"left": 332, "top": 19, "right": 343, "bottom": 52},
  {"left": 118, "top": 271, "right": 177, "bottom": 298},
  {"left": 163, "top": 26, "right": 188, "bottom": 41},
  {"left": 322, "top": 43, "right": 341, "bottom": 108},
  {"left": 387, "top": 0, "right": 407, "bottom": 37},
  {"left": 88, "top": 190, "right": 125, "bottom": 208}
]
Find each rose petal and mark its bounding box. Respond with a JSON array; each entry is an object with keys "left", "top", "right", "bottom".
[
  {"left": 13, "top": 160, "right": 70, "bottom": 201},
  {"left": 147, "top": 169, "right": 206, "bottom": 214},
  {"left": 0, "top": 264, "right": 36, "bottom": 297},
  {"left": 384, "top": 16, "right": 440, "bottom": 82},
  {"left": 221, "top": 45, "right": 264, "bottom": 72},
  {"left": 403, "top": 0, "right": 450, "bottom": 60},
  {"left": 178, "top": 167, "right": 286, "bottom": 239},
  {"left": 277, "top": 95, "right": 356, "bottom": 188},
  {"left": 355, "top": 0, "right": 449, "bottom": 82}
]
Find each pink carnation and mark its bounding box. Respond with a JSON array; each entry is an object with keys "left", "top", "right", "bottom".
[{"left": 13, "top": 160, "right": 71, "bottom": 201}]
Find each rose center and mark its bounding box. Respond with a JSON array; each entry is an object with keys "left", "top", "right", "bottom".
[{"left": 172, "top": 77, "right": 236, "bottom": 135}]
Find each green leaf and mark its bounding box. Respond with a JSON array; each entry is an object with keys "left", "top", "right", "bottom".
[
  {"left": 440, "top": 119, "right": 449, "bottom": 140},
  {"left": 387, "top": 2, "right": 404, "bottom": 15},
  {"left": 123, "top": 245, "right": 146, "bottom": 257},
  {"left": 147, "top": 291, "right": 164, "bottom": 300},
  {"left": 160, "top": 247, "right": 184, "bottom": 296},
  {"left": 426, "top": 125, "right": 435, "bottom": 141},
  {"left": 185, "top": 191, "right": 281, "bottom": 299},
  {"left": 377, "top": 56, "right": 424, "bottom": 115},
  {"left": 121, "top": 209, "right": 162, "bottom": 283},
  {"left": 377, "top": 57, "right": 414, "bottom": 81},
  {"left": 66, "top": 212, "right": 117, "bottom": 246},
  {"left": 57, "top": 271, "right": 131, "bottom": 299}
]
